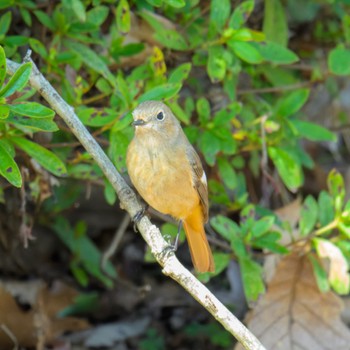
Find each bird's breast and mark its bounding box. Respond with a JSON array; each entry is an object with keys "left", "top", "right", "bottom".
[{"left": 126, "top": 138, "right": 199, "bottom": 219}]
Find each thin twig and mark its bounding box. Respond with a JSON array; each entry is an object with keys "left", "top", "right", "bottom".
[
  {"left": 101, "top": 213, "right": 131, "bottom": 277},
  {"left": 6, "top": 53, "right": 266, "bottom": 350}
]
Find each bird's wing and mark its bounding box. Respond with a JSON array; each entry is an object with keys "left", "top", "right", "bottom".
[{"left": 186, "top": 146, "right": 209, "bottom": 222}]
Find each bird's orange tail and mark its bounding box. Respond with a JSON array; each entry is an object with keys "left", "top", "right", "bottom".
[{"left": 183, "top": 206, "right": 215, "bottom": 273}]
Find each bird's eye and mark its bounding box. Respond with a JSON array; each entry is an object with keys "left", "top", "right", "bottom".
[{"left": 156, "top": 111, "right": 165, "bottom": 121}]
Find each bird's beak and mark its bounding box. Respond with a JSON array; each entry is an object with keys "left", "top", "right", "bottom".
[{"left": 132, "top": 119, "right": 146, "bottom": 126}]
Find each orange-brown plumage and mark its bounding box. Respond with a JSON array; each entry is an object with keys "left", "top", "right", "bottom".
[{"left": 126, "top": 101, "right": 214, "bottom": 273}]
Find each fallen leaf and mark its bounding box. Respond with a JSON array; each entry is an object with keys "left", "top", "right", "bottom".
[
  {"left": 235, "top": 253, "right": 350, "bottom": 350},
  {"left": 0, "top": 280, "right": 89, "bottom": 348}
]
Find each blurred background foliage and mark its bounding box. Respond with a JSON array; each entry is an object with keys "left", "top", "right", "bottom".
[{"left": 1, "top": 0, "right": 350, "bottom": 347}]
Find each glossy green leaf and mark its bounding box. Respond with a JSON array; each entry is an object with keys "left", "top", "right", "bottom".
[
  {"left": 7, "top": 115, "right": 58, "bottom": 132},
  {"left": 217, "top": 157, "right": 237, "bottom": 190},
  {"left": 11, "top": 137, "right": 67, "bottom": 176},
  {"left": 29, "top": 38, "right": 48, "bottom": 59},
  {"left": 146, "top": 0, "right": 162, "bottom": 6},
  {"left": 0, "top": 62, "right": 31, "bottom": 98},
  {"left": 308, "top": 254, "right": 330, "bottom": 293},
  {"left": 0, "top": 46, "right": 6, "bottom": 88},
  {"left": 318, "top": 191, "right": 334, "bottom": 227},
  {"left": 0, "top": 142, "right": 21, "bottom": 187},
  {"left": 229, "top": 0, "right": 254, "bottom": 29},
  {"left": 110, "top": 128, "right": 131, "bottom": 172},
  {"left": 328, "top": 46, "right": 350, "bottom": 76},
  {"left": 268, "top": 146, "right": 303, "bottom": 191},
  {"left": 0, "top": 105, "right": 9, "bottom": 119},
  {"left": 112, "top": 111, "right": 133, "bottom": 132},
  {"left": 86, "top": 6, "right": 109, "bottom": 25},
  {"left": 9, "top": 102, "right": 55, "bottom": 118},
  {"left": 291, "top": 120, "right": 336, "bottom": 142},
  {"left": 263, "top": 0, "right": 288, "bottom": 46},
  {"left": 300, "top": 195, "right": 318, "bottom": 236},
  {"left": 240, "top": 257, "right": 265, "bottom": 301},
  {"left": 210, "top": 0, "right": 231, "bottom": 32},
  {"left": 257, "top": 41, "right": 298, "bottom": 64},
  {"left": 138, "top": 83, "right": 181, "bottom": 102},
  {"left": 116, "top": 0, "right": 130, "bottom": 33},
  {"left": 168, "top": 63, "right": 192, "bottom": 84},
  {"left": 276, "top": 89, "right": 309, "bottom": 117},
  {"left": 228, "top": 41, "right": 263, "bottom": 64}
]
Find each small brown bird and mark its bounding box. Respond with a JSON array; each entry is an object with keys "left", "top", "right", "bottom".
[{"left": 126, "top": 101, "right": 215, "bottom": 273}]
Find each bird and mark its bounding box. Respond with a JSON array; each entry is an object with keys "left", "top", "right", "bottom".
[{"left": 126, "top": 100, "right": 215, "bottom": 273}]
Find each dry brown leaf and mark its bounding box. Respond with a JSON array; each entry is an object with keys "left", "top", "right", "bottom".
[
  {"left": 0, "top": 280, "right": 89, "bottom": 349},
  {"left": 235, "top": 253, "right": 350, "bottom": 350}
]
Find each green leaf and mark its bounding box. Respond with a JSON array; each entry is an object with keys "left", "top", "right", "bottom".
[
  {"left": 168, "top": 63, "right": 192, "bottom": 84},
  {"left": 217, "top": 157, "right": 237, "bottom": 190},
  {"left": 291, "top": 120, "right": 336, "bottom": 142},
  {"left": 7, "top": 114, "right": 58, "bottom": 132},
  {"left": 263, "top": 0, "right": 288, "bottom": 46},
  {"left": 229, "top": 0, "right": 254, "bottom": 29},
  {"left": 0, "top": 105, "right": 9, "bottom": 119},
  {"left": 163, "top": 0, "right": 185, "bottom": 7},
  {"left": 11, "top": 137, "right": 67, "bottom": 176},
  {"left": 228, "top": 40, "right": 263, "bottom": 64},
  {"left": 327, "top": 169, "right": 345, "bottom": 215},
  {"left": 9, "top": 102, "right": 55, "bottom": 118},
  {"left": 207, "top": 46, "right": 226, "bottom": 82},
  {"left": 0, "top": 142, "right": 21, "bottom": 187},
  {"left": 146, "top": 0, "right": 162, "bottom": 6},
  {"left": 210, "top": 215, "right": 246, "bottom": 258},
  {"left": 318, "top": 191, "right": 334, "bottom": 227},
  {"left": 0, "top": 46, "right": 6, "bottom": 88},
  {"left": 116, "top": 0, "right": 130, "bottom": 33},
  {"left": 251, "top": 216, "right": 275, "bottom": 237},
  {"left": 308, "top": 254, "right": 330, "bottom": 293},
  {"left": 77, "top": 108, "right": 117, "bottom": 127},
  {"left": 29, "top": 38, "right": 48, "bottom": 59},
  {"left": 210, "top": 0, "right": 231, "bottom": 32},
  {"left": 86, "top": 6, "right": 109, "bottom": 26},
  {"left": 275, "top": 89, "right": 310, "bottom": 117},
  {"left": 0, "top": 11, "right": 11, "bottom": 36},
  {"left": 138, "top": 83, "right": 181, "bottom": 102},
  {"left": 268, "top": 146, "right": 303, "bottom": 191},
  {"left": 300, "top": 195, "right": 318, "bottom": 236},
  {"left": 104, "top": 179, "right": 117, "bottom": 205},
  {"left": 314, "top": 238, "right": 350, "bottom": 295},
  {"left": 154, "top": 29, "right": 188, "bottom": 50},
  {"left": 199, "top": 130, "right": 220, "bottom": 166},
  {"left": 257, "top": 41, "right": 298, "bottom": 64},
  {"left": 253, "top": 232, "right": 289, "bottom": 254},
  {"left": 34, "top": 10, "right": 56, "bottom": 31},
  {"left": 52, "top": 217, "right": 116, "bottom": 288},
  {"left": 328, "top": 46, "right": 350, "bottom": 76},
  {"left": 112, "top": 111, "right": 133, "bottom": 132},
  {"left": 64, "top": 40, "right": 115, "bottom": 86},
  {"left": 110, "top": 128, "right": 131, "bottom": 172},
  {"left": 72, "top": 0, "right": 86, "bottom": 22},
  {"left": 196, "top": 97, "right": 210, "bottom": 125},
  {"left": 0, "top": 62, "right": 31, "bottom": 98},
  {"left": 239, "top": 257, "right": 265, "bottom": 301}
]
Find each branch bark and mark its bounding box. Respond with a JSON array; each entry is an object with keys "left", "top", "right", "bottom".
[{"left": 5, "top": 54, "right": 266, "bottom": 350}]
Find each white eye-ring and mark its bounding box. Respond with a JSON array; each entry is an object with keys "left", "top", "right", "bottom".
[{"left": 156, "top": 111, "right": 165, "bottom": 121}]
